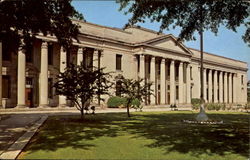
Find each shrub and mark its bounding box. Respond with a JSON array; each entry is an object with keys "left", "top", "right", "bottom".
[
  {"left": 131, "top": 98, "right": 141, "bottom": 108},
  {"left": 191, "top": 98, "right": 201, "bottom": 110},
  {"left": 107, "top": 96, "right": 126, "bottom": 108}
]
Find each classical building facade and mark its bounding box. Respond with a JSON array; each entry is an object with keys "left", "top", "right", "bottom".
[{"left": 0, "top": 20, "right": 248, "bottom": 108}]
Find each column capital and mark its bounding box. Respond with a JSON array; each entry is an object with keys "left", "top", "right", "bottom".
[
  {"left": 151, "top": 56, "right": 155, "bottom": 61},
  {"left": 77, "top": 47, "right": 83, "bottom": 54},
  {"left": 161, "top": 58, "right": 166, "bottom": 63},
  {"left": 170, "top": 59, "right": 175, "bottom": 65},
  {"left": 41, "top": 41, "right": 48, "bottom": 49},
  {"left": 179, "top": 61, "right": 183, "bottom": 66}
]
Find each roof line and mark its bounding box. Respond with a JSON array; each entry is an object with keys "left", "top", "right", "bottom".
[
  {"left": 189, "top": 47, "right": 247, "bottom": 64},
  {"left": 73, "top": 19, "right": 132, "bottom": 34},
  {"left": 125, "top": 25, "right": 164, "bottom": 35}
]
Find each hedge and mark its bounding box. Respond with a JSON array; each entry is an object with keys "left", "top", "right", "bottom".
[{"left": 107, "top": 96, "right": 141, "bottom": 108}]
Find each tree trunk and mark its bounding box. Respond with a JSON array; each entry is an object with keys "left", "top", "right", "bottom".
[
  {"left": 127, "top": 104, "right": 130, "bottom": 117},
  {"left": 80, "top": 108, "right": 84, "bottom": 119}
]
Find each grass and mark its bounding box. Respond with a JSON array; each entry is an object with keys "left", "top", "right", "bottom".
[{"left": 18, "top": 111, "right": 249, "bottom": 159}]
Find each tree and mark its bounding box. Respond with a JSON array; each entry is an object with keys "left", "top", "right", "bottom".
[
  {"left": 247, "top": 80, "right": 250, "bottom": 103},
  {"left": 115, "top": 76, "right": 153, "bottom": 117},
  {"left": 54, "top": 63, "right": 113, "bottom": 119},
  {"left": 0, "top": 0, "right": 83, "bottom": 51},
  {"left": 118, "top": 0, "right": 249, "bottom": 121}
]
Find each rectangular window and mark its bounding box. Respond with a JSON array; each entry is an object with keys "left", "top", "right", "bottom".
[
  {"left": 2, "top": 75, "right": 10, "bottom": 98},
  {"left": 116, "top": 54, "right": 122, "bottom": 71},
  {"left": 241, "top": 75, "right": 244, "bottom": 85},
  {"left": 48, "top": 44, "right": 53, "bottom": 65},
  {"left": 190, "top": 67, "right": 193, "bottom": 80},
  {"left": 48, "top": 78, "right": 53, "bottom": 98}
]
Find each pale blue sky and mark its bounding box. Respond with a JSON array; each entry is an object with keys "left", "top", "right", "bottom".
[{"left": 72, "top": 1, "right": 250, "bottom": 80}]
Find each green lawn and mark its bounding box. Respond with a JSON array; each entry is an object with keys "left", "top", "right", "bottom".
[{"left": 18, "top": 111, "right": 249, "bottom": 160}]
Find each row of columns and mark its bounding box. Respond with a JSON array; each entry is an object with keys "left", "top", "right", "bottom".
[
  {"left": 16, "top": 41, "right": 68, "bottom": 107},
  {"left": 16, "top": 42, "right": 101, "bottom": 108},
  {"left": 202, "top": 68, "right": 236, "bottom": 103},
  {"left": 140, "top": 54, "right": 191, "bottom": 105}
]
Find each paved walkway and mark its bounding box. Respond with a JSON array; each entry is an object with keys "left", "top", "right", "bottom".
[
  {"left": 0, "top": 114, "right": 44, "bottom": 155},
  {"left": 0, "top": 107, "right": 192, "bottom": 159}
]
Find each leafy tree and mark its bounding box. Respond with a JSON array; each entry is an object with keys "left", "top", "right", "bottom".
[
  {"left": 118, "top": 0, "right": 249, "bottom": 121},
  {"left": 0, "top": 0, "right": 83, "bottom": 51},
  {"left": 54, "top": 63, "right": 112, "bottom": 119},
  {"left": 118, "top": 0, "right": 249, "bottom": 45},
  {"left": 115, "top": 76, "right": 153, "bottom": 117}
]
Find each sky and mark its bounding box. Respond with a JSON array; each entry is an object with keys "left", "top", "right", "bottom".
[{"left": 72, "top": 1, "right": 250, "bottom": 80}]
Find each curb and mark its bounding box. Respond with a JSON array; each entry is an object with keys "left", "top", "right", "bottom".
[{"left": 0, "top": 115, "right": 48, "bottom": 160}]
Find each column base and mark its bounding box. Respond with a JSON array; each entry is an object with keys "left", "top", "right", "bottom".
[
  {"left": 16, "top": 104, "right": 28, "bottom": 108},
  {"left": 57, "top": 104, "right": 70, "bottom": 108},
  {"left": 37, "top": 104, "right": 49, "bottom": 109}
]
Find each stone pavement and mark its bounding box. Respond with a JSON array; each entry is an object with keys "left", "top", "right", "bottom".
[{"left": 0, "top": 106, "right": 191, "bottom": 159}]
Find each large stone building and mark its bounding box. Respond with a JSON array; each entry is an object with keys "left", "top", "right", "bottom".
[{"left": 0, "top": 20, "right": 248, "bottom": 108}]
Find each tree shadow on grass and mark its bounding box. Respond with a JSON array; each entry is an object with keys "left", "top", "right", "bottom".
[
  {"left": 22, "top": 112, "right": 249, "bottom": 158},
  {"left": 119, "top": 112, "right": 249, "bottom": 158}
]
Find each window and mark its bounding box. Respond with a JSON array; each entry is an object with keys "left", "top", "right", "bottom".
[
  {"left": 176, "top": 86, "right": 179, "bottom": 100},
  {"left": 2, "top": 42, "right": 11, "bottom": 61},
  {"left": 116, "top": 54, "right": 122, "bottom": 70},
  {"left": 115, "top": 80, "right": 122, "bottom": 96},
  {"left": 48, "top": 78, "right": 53, "bottom": 98},
  {"left": 241, "top": 75, "right": 244, "bottom": 85},
  {"left": 2, "top": 75, "right": 10, "bottom": 98},
  {"left": 190, "top": 66, "right": 193, "bottom": 80},
  {"left": 48, "top": 44, "right": 53, "bottom": 65},
  {"left": 26, "top": 77, "right": 33, "bottom": 85}
]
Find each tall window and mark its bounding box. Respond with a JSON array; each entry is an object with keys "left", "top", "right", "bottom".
[
  {"left": 48, "top": 78, "right": 53, "bottom": 98},
  {"left": 48, "top": 44, "right": 53, "bottom": 65},
  {"left": 241, "top": 75, "right": 244, "bottom": 85},
  {"left": 116, "top": 54, "right": 122, "bottom": 71},
  {"left": 2, "top": 75, "right": 10, "bottom": 98}
]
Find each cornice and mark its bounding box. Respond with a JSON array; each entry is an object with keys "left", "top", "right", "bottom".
[
  {"left": 191, "top": 57, "right": 248, "bottom": 72},
  {"left": 189, "top": 47, "right": 247, "bottom": 64}
]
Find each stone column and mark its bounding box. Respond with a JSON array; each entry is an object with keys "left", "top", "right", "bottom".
[
  {"left": 208, "top": 69, "right": 212, "bottom": 103},
  {"left": 16, "top": 44, "right": 26, "bottom": 108},
  {"left": 77, "top": 47, "right": 83, "bottom": 66},
  {"left": 39, "top": 42, "right": 49, "bottom": 107},
  {"left": 224, "top": 72, "right": 228, "bottom": 103},
  {"left": 219, "top": 71, "right": 223, "bottom": 103},
  {"left": 203, "top": 68, "right": 207, "bottom": 102},
  {"left": 186, "top": 63, "right": 191, "bottom": 104},
  {"left": 233, "top": 73, "right": 237, "bottom": 103},
  {"left": 139, "top": 54, "right": 145, "bottom": 103},
  {"left": 160, "top": 58, "right": 166, "bottom": 104},
  {"left": 59, "top": 46, "right": 67, "bottom": 107},
  {"left": 150, "top": 57, "right": 156, "bottom": 105},
  {"left": 228, "top": 73, "right": 232, "bottom": 103},
  {"left": 139, "top": 54, "right": 145, "bottom": 80},
  {"left": 0, "top": 41, "right": 2, "bottom": 108},
  {"left": 93, "top": 49, "right": 99, "bottom": 69},
  {"left": 170, "top": 60, "right": 175, "bottom": 104},
  {"left": 213, "top": 70, "right": 218, "bottom": 103},
  {"left": 178, "top": 62, "right": 183, "bottom": 104}
]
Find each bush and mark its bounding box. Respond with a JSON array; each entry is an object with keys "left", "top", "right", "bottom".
[
  {"left": 107, "top": 97, "right": 141, "bottom": 108},
  {"left": 131, "top": 98, "right": 141, "bottom": 108},
  {"left": 191, "top": 98, "right": 201, "bottom": 110},
  {"left": 107, "top": 96, "right": 126, "bottom": 108},
  {"left": 205, "top": 103, "right": 223, "bottom": 111}
]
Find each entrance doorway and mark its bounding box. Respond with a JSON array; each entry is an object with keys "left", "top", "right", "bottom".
[{"left": 25, "top": 88, "right": 33, "bottom": 107}]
